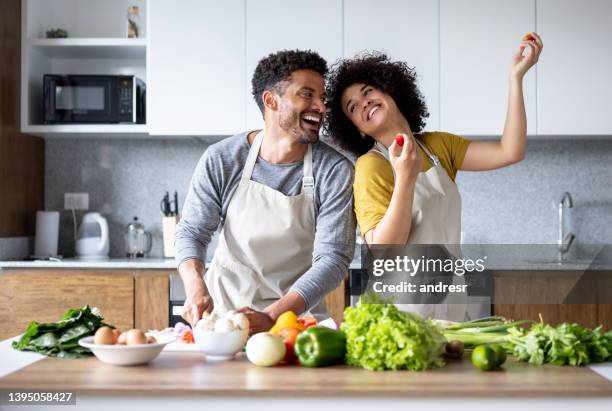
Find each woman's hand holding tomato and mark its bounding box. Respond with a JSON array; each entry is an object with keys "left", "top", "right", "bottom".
[
  {"left": 389, "top": 132, "right": 422, "bottom": 184},
  {"left": 511, "top": 32, "right": 543, "bottom": 81}
]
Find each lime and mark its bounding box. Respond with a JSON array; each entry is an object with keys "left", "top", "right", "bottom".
[
  {"left": 490, "top": 344, "right": 507, "bottom": 367},
  {"left": 471, "top": 345, "right": 498, "bottom": 371}
]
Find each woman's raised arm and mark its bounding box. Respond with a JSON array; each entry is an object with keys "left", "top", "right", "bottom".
[{"left": 461, "top": 32, "right": 543, "bottom": 171}]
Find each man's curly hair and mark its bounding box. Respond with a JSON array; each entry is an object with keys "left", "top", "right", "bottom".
[
  {"left": 324, "top": 52, "right": 429, "bottom": 156},
  {"left": 252, "top": 49, "right": 328, "bottom": 116}
]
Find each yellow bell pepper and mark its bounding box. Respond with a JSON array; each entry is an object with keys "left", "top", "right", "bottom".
[{"left": 269, "top": 311, "right": 306, "bottom": 334}]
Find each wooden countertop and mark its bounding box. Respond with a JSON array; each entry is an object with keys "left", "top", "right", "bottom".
[{"left": 1, "top": 352, "right": 611, "bottom": 398}]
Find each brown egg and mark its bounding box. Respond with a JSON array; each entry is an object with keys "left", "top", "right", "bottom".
[
  {"left": 112, "top": 328, "right": 120, "bottom": 341},
  {"left": 125, "top": 329, "right": 147, "bottom": 345},
  {"left": 94, "top": 326, "right": 117, "bottom": 345},
  {"left": 117, "top": 331, "right": 128, "bottom": 345},
  {"left": 146, "top": 335, "right": 157, "bottom": 344}
]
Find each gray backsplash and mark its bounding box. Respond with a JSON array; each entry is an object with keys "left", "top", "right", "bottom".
[
  {"left": 45, "top": 137, "right": 612, "bottom": 259},
  {"left": 457, "top": 140, "right": 612, "bottom": 245},
  {"left": 0, "top": 237, "right": 31, "bottom": 260}
]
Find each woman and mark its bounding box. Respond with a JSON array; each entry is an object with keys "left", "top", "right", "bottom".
[{"left": 325, "top": 33, "right": 543, "bottom": 320}]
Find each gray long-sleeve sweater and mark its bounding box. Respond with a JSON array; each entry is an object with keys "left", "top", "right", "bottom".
[{"left": 175, "top": 131, "right": 356, "bottom": 310}]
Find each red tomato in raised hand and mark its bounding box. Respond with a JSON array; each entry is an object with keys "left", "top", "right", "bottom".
[
  {"left": 278, "top": 327, "right": 301, "bottom": 365},
  {"left": 395, "top": 134, "right": 405, "bottom": 147}
]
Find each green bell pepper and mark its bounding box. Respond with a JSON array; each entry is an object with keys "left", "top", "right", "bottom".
[{"left": 294, "top": 326, "right": 346, "bottom": 367}]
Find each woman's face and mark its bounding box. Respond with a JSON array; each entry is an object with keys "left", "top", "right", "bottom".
[{"left": 341, "top": 83, "right": 397, "bottom": 137}]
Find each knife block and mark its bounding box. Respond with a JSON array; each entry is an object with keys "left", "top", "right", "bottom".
[{"left": 162, "top": 215, "right": 180, "bottom": 258}]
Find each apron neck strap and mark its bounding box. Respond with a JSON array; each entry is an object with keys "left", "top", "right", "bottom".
[
  {"left": 242, "top": 130, "right": 315, "bottom": 193},
  {"left": 413, "top": 138, "right": 440, "bottom": 166},
  {"left": 241, "top": 130, "right": 265, "bottom": 181},
  {"left": 301, "top": 144, "right": 314, "bottom": 193}
]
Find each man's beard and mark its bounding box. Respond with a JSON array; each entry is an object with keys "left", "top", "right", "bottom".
[{"left": 278, "top": 109, "right": 319, "bottom": 144}]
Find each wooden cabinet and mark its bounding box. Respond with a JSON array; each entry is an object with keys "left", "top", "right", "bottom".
[
  {"left": 245, "top": 0, "right": 342, "bottom": 131},
  {"left": 439, "top": 0, "right": 536, "bottom": 136},
  {"left": 0, "top": 268, "right": 345, "bottom": 340},
  {"left": 536, "top": 0, "right": 612, "bottom": 135},
  {"left": 134, "top": 271, "right": 172, "bottom": 331},
  {"left": 324, "top": 276, "right": 347, "bottom": 325},
  {"left": 1, "top": 0, "right": 44, "bottom": 237},
  {"left": 0, "top": 269, "right": 169, "bottom": 340},
  {"left": 344, "top": 0, "right": 440, "bottom": 131},
  {"left": 493, "top": 270, "right": 612, "bottom": 330},
  {"left": 148, "top": 0, "right": 246, "bottom": 136}
]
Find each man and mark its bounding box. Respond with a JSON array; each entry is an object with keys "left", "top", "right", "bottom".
[{"left": 175, "top": 50, "right": 356, "bottom": 334}]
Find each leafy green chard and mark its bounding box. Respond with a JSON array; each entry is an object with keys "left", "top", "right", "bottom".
[
  {"left": 341, "top": 298, "right": 446, "bottom": 371},
  {"left": 12, "top": 305, "right": 110, "bottom": 358}
]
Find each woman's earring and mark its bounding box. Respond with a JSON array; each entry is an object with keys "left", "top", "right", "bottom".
[{"left": 360, "top": 132, "right": 366, "bottom": 139}]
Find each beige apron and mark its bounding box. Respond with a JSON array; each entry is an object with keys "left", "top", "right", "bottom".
[
  {"left": 204, "top": 130, "right": 328, "bottom": 319},
  {"left": 370, "top": 138, "right": 467, "bottom": 321}
]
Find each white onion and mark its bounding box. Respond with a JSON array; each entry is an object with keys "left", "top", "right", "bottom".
[{"left": 245, "top": 333, "right": 286, "bottom": 366}]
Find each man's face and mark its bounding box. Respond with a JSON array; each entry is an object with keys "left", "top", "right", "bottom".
[{"left": 275, "top": 69, "right": 326, "bottom": 144}]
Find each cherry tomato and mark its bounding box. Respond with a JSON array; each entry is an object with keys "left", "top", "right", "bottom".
[
  {"left": 395, "top": 134, "right": 405, "bottom": 147},
  {"left": 523, "top": 33, "right": 535, "bottom": 41}
]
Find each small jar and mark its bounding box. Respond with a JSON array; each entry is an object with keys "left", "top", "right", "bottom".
[{"left": 127, "top": 6, "right": 140, "bottom": 38}]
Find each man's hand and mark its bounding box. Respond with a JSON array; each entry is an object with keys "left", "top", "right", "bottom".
[
  {"left": 183, "top": 285, "right": 214, "bottom": 327},
  {"left": 178, "top": 259, "right": 213, "bottom": 327},
  {"left": 237, "top": 307, "right": 275, "bottom": 335}
]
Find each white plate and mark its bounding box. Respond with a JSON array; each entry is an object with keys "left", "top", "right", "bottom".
[{"left": 78, "top": 334, "right": 175, "bottom": 366}]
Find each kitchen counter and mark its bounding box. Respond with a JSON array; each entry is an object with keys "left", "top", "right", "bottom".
[
  {"left": 0, "top": 351, "right": 611, "bottom": 410},
  {"left": 1, "top": 329, "right": 611, "bottom": 411},
  {"left": 2, "top": 351, "right": 611, "bottom": 397},
  {"left": 0, "top": 258, "right": 178, "bottom": 270}
]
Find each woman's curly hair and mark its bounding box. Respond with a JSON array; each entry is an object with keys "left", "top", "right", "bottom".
[{"left": 324, "top": 52, "right": 429, "bottom": 156}]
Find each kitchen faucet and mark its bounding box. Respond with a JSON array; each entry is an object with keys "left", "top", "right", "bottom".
[{"left": 558, "top": 192, "right": 575, "bottom": 260}]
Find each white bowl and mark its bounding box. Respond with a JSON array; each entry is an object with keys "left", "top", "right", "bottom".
[
  {"left": 192, "top": 328, "right": 248, "bottom": 361},
  {"left": 78, "top": 334, "right": 175, "bottom": 366}
]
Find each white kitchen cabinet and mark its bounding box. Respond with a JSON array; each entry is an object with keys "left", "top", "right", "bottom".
[
  {"left": 148, "top": 0, "right": 246, "bottom": 136},
  {"left": 440, "top": 0, "right": 536, "bottom": 137},
  {"left": 344, "top": 0, "right": 440, "bottom": 131},
  {"left": 537, "top": 0, "right": 612, "bottom": 135},
  {"left": 245, "top": 0, "right": 342, "bottom": 131},
  {"left": 21, "top": 0, "right": 148, "bottom": 136}
]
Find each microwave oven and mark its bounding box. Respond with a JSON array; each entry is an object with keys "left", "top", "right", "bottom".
[{"left": 43, "top": 74, "right": 146, "bottom": 124}]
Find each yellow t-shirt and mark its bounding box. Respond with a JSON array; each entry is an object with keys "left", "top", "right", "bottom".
[{"left": 353, "top": 131, "right": 471, "bottom": 236}]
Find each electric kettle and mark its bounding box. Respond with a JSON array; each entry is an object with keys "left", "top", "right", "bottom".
[
  {"left": 76, "top": 212, "right": 110, "bottom": 259},
  {"left": 125, "top": 216, "right": 152, "bottom": 258}
]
